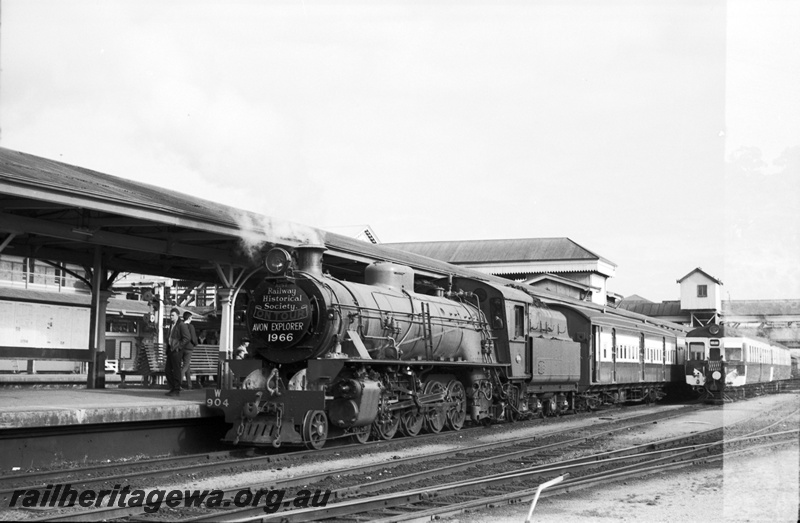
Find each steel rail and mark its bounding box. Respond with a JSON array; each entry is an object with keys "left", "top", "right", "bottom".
[
  {"left": 17, "top": 400, "right": 778, "bottom": 522},
  {"left": 0, "top": 414, "right": 465, "bottom": 496},
  {"left": 177, "top": 409, "right": 709, "bottom": 522},
  {"left": 371, "top": 437, "right": 799, "bottom": 523},
  {"left": 18, "top": 406, "right": 696, "bottom": 522},
  {"left": 261, "top": 430, "right": 799, "bottom": 522}
]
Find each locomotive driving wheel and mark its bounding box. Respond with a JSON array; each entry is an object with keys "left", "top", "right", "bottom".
[
  {"left": 302, "top": 410, "right": 328, "bottom": 450},
  {"left": 423, "top": 380, "right": 447, "bottom": 433},
  {"left": 372, "top": 412, "right": 399, "bottom": 440},
  {"left": 445, "top": 380, "right": 467, "bottom": 431},
  {"left": 350, "top": 426, "right": 371, "bottom": 444},
  {"left": 400, "top": 408, "right": 424, "bottom": 437}
]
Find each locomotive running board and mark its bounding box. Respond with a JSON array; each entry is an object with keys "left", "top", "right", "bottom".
[{"left": 342, "top": 330, "right": 508, "bottom": 367}]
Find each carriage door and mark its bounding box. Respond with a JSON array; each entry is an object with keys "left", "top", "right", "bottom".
[
  {"left": 640, "top": 333, "right": 645, "bottom": 381},
  {"left": 769, "top": 348, "right": 774, "bottom": 381},
  {"left": 661, "top": 337, "right": 667, "bottom": 381},
  {"left": 508, "top": 304, "right": 527, "bottom": 378},
  {"left": 592, "top": 326, "right": 600, "bottom": 383},
  {"left": 611, "top": 328, "right": 617, "bottom": 382}
]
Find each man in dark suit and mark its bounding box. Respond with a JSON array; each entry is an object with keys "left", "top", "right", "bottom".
[
  {"left": 182, "top": 311, "right": 198, "bottom": 389},
  {"left": 166, "top": 307, "right": 191, "bottom": 396}
]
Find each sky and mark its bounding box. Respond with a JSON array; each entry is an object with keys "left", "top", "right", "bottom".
[{"left": 1, "top": 0, "right": 798, "bottom": 302}]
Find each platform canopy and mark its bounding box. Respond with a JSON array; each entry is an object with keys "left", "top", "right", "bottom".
[
  {"left": 0, "top": 147, "right": 481, "bottom": 284},
  {"left": 0, "top": 146, "right": 686, "bottom": 378}
]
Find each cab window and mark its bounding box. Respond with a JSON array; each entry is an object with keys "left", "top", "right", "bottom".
[{"left": 689, "top": 342, "right": 705, "bottom": 360}]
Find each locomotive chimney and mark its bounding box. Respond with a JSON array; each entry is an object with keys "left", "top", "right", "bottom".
[{"left": 295, "top": 244, "right": 326, "bottom": 277}]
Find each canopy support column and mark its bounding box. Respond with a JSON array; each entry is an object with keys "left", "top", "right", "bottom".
[{"left": 87, "top": 247, "right": 111, "bottom": 389}]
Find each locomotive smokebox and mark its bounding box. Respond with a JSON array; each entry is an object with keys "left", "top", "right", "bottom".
[{"left": 296, "top": 244, "right": 326, "bottom": 277}]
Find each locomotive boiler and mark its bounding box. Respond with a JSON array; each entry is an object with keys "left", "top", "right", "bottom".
[{"left": 206, "top": 245, "right": 581, "bottom": 448}]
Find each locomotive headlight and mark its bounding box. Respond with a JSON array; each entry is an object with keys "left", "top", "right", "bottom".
[
  {"left": 712, "top": 371, "right": 722, "bottom": 380},
  {"left": 265, "top": 248, "right": 292, "bottom": 275}
]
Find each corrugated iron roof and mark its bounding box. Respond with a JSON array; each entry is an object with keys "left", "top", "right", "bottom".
[
  {"left": 383, "top": 238, "right": 616, "bottom": 266},
  {"left": 620, "top": 299, "right": 800, "bottom": 320},
  {"left": 622, "top": 294, "right": 653, "bottom": 303},
  {"left": 722, "top": 299, "right": 800, "bottom": 316},
  {"left": 0, "top": 287, "right": 149, "bottom": 313},
  {"left": 618, "top": 300, "right": 684, "bottom": 317},
  {"left": 0, "top": 147, "right": 511, "bottom": 283},
  {"left": 0, "top": 287, "right": 89, "bottom": 305},
  {"left": 524, "top": 273, "right": 597, "bottom": 292}
]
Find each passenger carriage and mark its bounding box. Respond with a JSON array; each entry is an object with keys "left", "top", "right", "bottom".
[{"left": 547, "top": 302, "right": 685, "bottom": 408}]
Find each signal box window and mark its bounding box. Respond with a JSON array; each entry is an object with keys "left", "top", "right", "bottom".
[{"left": 697, "top": 285, "right": 708, "bottom": 298}]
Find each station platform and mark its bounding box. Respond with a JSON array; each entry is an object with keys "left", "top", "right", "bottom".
[
  {"left": 0, "top": 372, "right": 136, "bottom": 386},
  {"left": 0, "top": 385, "right": 218, "bottom": 430}
]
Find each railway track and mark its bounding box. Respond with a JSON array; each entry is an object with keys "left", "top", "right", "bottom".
[
  {"left": 0, "top": 417, "right": 469, "bottom": 497},
  {"left": 1, "top": 403, "right": 689, "bottom": 495},
  {"left": 263, "top": 430, "right": 799, "bottom": 522},
  {"left": 6, "top": 404, "right": 697, "bottom": 521},
  {"left": 8, "top": 398, "right": 797, "bottom": 522}
]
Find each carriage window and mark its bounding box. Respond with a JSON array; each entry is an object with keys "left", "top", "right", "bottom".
[
  {"left": 689, "top": 342, "right": 705, "bottom": 360},
  {"left": 726, "top": 347, "right": 742, "bottom": 361},
  {"left": 697, "top": 285, "right": 707, "bottom": 298}
]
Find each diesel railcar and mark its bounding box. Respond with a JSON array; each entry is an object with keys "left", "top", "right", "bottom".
[
  {"left": 684, "top": 324, "right": 792, "bottom": 401},
  {"left": 206, "top": 245, "right": 684, "bottom": 449}
]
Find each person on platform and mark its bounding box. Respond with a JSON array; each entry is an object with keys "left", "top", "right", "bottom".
[
  {"left": 181, "top": 311, "right": 199, "bottom": 389},
  {"left": 166, "top": 308, "right": 191, "bottom": 396},
  {"left": 234, "top": 338, "right": 250, "bottom": 359}
]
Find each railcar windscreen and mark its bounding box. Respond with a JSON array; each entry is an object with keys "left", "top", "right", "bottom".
[{"left": 689, "top": 342, "right": 705, "bottom": 360}]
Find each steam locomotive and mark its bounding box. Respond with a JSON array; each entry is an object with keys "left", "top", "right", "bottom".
[
  {"left": 206, "top": 245, "right": 687, "bottom": 448},
  {"left": 684, "top": 324, "right": 793, "bottom": 402}
]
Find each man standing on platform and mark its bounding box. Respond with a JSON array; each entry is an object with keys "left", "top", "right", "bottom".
[
  {"left": 182, "top": 311, "right": 199, "bottom": 389},
  {"left": 166, "top": 308, "right": 190, "bottom": 396}
]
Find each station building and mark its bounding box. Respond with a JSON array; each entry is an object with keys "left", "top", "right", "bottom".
[
  {"left": 382, "top": 241, "right": 799, "bottom": 354},
  {"left": 384, "top": 238, "right": 619, "bottom": 306}
]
